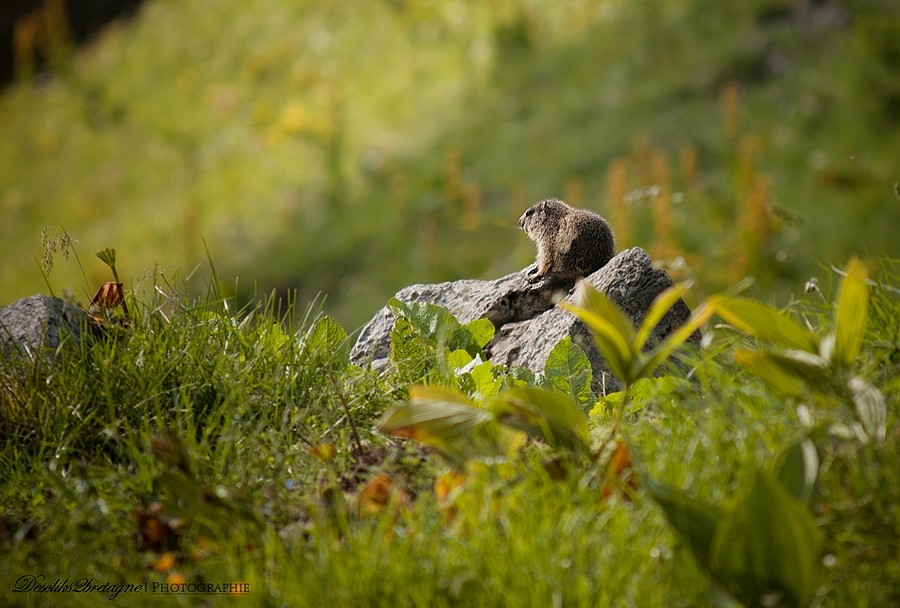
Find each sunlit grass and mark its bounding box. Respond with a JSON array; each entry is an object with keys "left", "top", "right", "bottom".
[{"left": 1, "top": 259, "right": 897, "bottom": 606}]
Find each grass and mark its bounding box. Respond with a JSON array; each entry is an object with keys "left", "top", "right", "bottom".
[{"left": 1, "top": 256, "right": 897, "bottom": 606}]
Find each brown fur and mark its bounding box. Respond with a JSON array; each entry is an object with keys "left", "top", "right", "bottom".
[{"left": 519, "top": 198, "right": 616, "bottom": 285}]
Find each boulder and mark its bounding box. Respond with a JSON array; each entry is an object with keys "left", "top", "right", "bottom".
[
  {"left": 351, "top": 247, "right": 699, "bottom": 393},
  {"left": 0, "top": 295, "right": 91, "bottom": 360}
]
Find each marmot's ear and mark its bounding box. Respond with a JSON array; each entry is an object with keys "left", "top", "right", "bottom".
[{"left": 539, "top": 200, "right": 547, "bottom": 211}]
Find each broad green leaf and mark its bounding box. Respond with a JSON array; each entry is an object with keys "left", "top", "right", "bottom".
[
  {"left": 390, "top": 316, "right": 434, "bottom": 379},
  {"left": 834, "top": 257, "right": 869, "bottom": 368},
  {"left": 848, "top": 376, "right": 887, "bottom": 442},
  {"left": 574, "top": 282, "right": 636, "bottom": 344},
  {"left": 388, "top": 299, "right": 468, "bottom": 351},
  {"left": 447, "top": 348, "right": 474, "bottom": 371},
  {"left": 645, "top": 478, "right": 723, "bottom": 569},
  {"left": 307, "top": 315, "right": 348, "bottom": 351},
  {"left": 711, "top": 296, "right": 819, "bottom": 353},
  {"left": 467, "top": 317, "right": 495, "bottom": 349},
  {"left": 710, "top": 470, "right": 824, "bottom": 608},
  {"left": 773, "top": 438, "right": 819, "bottom": 508},
  {"left": 379, "top": 386, "right": 509, "bottom": 470},
  {"left": 306, "top": 316, "right": 349, "bottom": 365},
  {"left": 470, "top": 359, "right": 502, "bottom": 399},
  {"left": 736, "top": 349, "right": 833, "bottom": 400},
  {"left": 543, "top": 337, "right": 595, "bottom": 410},
  {"left": 492, "top": 387, "right": 591, "bottom": 455},
  {"left": 563, "top": 285, "right": 635, "bottom": 384},
  {"left": 633, "top": 283, "right": 690, "bottom": 352},
  {"left": 733, "top": 351, "right": 809, "bottom": 398},
  {"left": 634, "top": 302, "right": 713, "bottom": 381}
]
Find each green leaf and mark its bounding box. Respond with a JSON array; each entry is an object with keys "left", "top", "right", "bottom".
[
  {"left": 645, "top": 478, "right": 723, "bottom": 569},
  {"left": 733, "top": 350, "right": 825, "bottom": 399},
  {"left": 634, "top": 302, "right": 712, "bottom": 381},
  {"left": 619, "top": 376, "right": 695, "bottom": 415},
  {"left": 469, "top": 359, "right": 502, "bottom": 399},
  {"left": 390, "top": 317, "right": 435, "bottom": 380},
  {"left": 543, "top": 337, "right": 595, "bottom": 410},
  {"left": 492, "top": 387, "right": 591, "bottom": 455},
  {"left": 467, "top": 317, "right": 495, "bottom": 349},
  {"left": 446, "top": 348, "right": 474, "bottom": 371},
  {"left": 633, "top": 283, "right": 690, "bottom": 352},
  {"left": 574, "top": 282, "right": 635, "bottom": 343},
  {"left": 306, "top": 316, "right": 349, "bottom": 364},
  {"left": 834, "top": 257, "right": 869, "bottom": 368},
  {"left": 711, "top": 296, "right": 819, "bottom": 353},
  {"left": 388, "top": 298, "right": 483, "bottom": 356},
  {"left": 848, "top": 376, "right": 887, "bottom": 442},
  {"left": 710, "top": 470, "right": 824, "bottom": 608},
  {"left": 562, "top": 285, "right": 635, "bottom": 385},
  {"left": 773, "top": 438, "right": 819, "bottom": 508},
  {"left": 379, "top": 386, "right": 511, "bottom": 470}
]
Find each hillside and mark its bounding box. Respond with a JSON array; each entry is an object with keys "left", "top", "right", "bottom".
[{"left": 1, "top": 0, "right": 898, "bottom": 328}]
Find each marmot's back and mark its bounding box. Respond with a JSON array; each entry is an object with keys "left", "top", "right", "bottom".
[{"left": 519, "top": 198, "right": 615, "bottom": 285}]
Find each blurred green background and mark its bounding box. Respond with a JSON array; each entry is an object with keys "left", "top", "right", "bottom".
[{"left": 1, "top": 0, "right": 898, "bottom": 330}]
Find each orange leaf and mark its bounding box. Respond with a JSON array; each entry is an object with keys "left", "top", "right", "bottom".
[
  {"left": 434, "top": 471, "right": 465, "bottom": 524},
  {"left": 601, "top": 441, "right": 639, "bottom": 501},
  {"left": 434, "top": 471, "right": 466, "bottom": 503},
  {"left": 355, "top": 473, "right": 409, "bottom": 516},
  {"left": 166, "top": 572, "right": 187, "bottom": 586},
  {"left": 153, "top": 552, "right": 176, "bottom": 573}
]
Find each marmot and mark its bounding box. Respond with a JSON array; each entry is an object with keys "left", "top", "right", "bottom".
[{"left": 519, "top": 198, "right": 616, "bottom": 286}]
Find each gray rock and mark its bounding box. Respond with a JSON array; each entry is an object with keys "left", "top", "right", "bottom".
[
  {"left": 349, "top": 269, "right": 563, "bottom": 366},
  {"left": 351, "top": 247, "right": 699, "bottom": 393},
  {"left": 0, "top": 295, "right": 91, "bottom": 360},
  {"left": 489, "top": 248, "right": 699, "bottom": 393}
]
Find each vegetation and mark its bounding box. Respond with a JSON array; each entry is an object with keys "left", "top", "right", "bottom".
[
  {"left": 1, "top": 1, "right": 898, "bottom": 605},
  {"left": 1, "top": 0, "right": 898, "bottom": 327},
  {"left": 1, "top": 250, "right": 897, "bottom": 606}
]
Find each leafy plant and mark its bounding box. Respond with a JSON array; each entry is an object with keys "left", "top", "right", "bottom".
[
  {"left": 561, "top": 281, "right": 711, "bottom": 410},
  {"left": 541, "top": 337, "right": 595, "bottom": 411},
  {"left": 379, "top": 384, "right": 594, "bottom": 471},
  {"left": 647, "top": 436, "right": 824, "bottom": 608},
  {"left": 387, "top": 298, "right": 495, "bottom": 385},
  {"left": 710, "top": 258, "right": 886, "bottom": 442}
]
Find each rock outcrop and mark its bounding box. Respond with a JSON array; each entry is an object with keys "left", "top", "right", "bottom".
[{"left": 350, "top": 247, "right": 699, "bottom": 393}]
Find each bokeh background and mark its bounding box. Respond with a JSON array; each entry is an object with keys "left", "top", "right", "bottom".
[{"left": 1, "top": 0, "right": 898, "bottom": 330}]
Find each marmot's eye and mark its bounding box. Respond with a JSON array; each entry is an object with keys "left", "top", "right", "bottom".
[{"left": 526, "top": 209, "right": 534, "bottom": 217}]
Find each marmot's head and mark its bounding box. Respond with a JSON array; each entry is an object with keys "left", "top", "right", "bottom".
[{"left": 518, "top": 198, "right": 569, "bottom": 238}]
